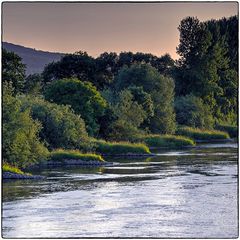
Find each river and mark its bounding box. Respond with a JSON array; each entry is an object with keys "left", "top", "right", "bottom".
[{"left": 2, "top": 142, "right": 238, "bottom": 238}]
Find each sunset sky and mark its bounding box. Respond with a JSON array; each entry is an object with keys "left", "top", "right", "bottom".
[{"left": 2, "top": 2, "right": 238, "bottom": 59}]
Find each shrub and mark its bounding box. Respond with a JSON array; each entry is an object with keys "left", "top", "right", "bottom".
[
  {"left": 176, "top": 127, "right": 230, "bottom": 140},
  {"left": 175, "top": 94, "right": 214, "bottom": 129},
  {"left": 20, "top": 96, "right": 92, "bottom": 151},
  {"left": 3, "top": 84, "right": 49, "bottom": 168},
  {"left": 215, "top": 124, "right": 238, "bottom": 138},
  {"left": 93, "top": 139, "right": 151, "bottom": 154},
  {"left": 50, "top": 149, "right": 104, "bottom": 162},
  {"left": 137, "top": 134, "right": 195, "bottom": 147}
]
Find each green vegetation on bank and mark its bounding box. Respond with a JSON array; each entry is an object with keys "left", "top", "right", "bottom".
[
  {"left": 3, "top": 163, "right": 25, "bottom": 175},
  {"left": 50, "top": 149, "right": 104, "bottom": 162},
  {"left": 93, "top": 139, "right": 151, "bottom": 154},
  {"left": 137, "top": 134, "right": 195, "bottom": 148},
  {"left": 215, "top": 124, "right": 238, "bottom": 138},
  {"left": 2, "top": 15, "right": 237, "bottom": 170},
  {"left": 176, "top": 127, "right": 230, "bottom": 140}
]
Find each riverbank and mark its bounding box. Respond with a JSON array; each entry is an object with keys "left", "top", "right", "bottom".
[{"left": 3, "top": 135, "right": 236, "bottom": 179}]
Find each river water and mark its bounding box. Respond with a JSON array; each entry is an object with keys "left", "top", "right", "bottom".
[{"left": 2, "top": 143, "right": 238, "bottom": 238}]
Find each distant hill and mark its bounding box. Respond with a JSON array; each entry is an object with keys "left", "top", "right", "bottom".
[{"left": 2, "top": 42, "right": 64, "bottom": 75}]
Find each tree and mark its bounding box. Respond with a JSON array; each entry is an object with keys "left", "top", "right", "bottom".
[
  {"left": 2, "top": 49, "right": 26, "bottom": 94},
  {"left": 151, "top": 53, "right": 175, "bottom": 76},
  {"left": 3, "top": 83, "right": 48, "bottom": 168},
  {"left": 176, "top": 16, "right": 238, "bottom": 123},
  {"left": 42, "top": 51, "right": 96, "bottom": 83},
  {"left": 106, "top": 89, "right": 147, "bottom": 141},
  {"left": 95, "top": 52, "right": 118, "bottom": 88},
  {"left": 115, "top": 63, "right": 176, "bottom": 134},
  {"left": 20, "top": 96, "right": 91, "bottom": 151},
  {"left": 175, "top": 95, "right": 214, "bottom": 129},
  {"left": 24, "top": 73, "right": 43, "bottom": 95},
  {"left": 126, "top": 86, "right": 154, "bottom": 128},
  {"left": 44, "top": 78, "right": 107, "bottom": 136}
]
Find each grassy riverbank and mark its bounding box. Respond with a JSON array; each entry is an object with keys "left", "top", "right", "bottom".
[
  {"left": 215, "top": 124, "right": 238, "bottom": 138},
  {"left": 176, "top": 127, "right": 230, "bottom": 140},
  {"left": 3, "top": 163, "right": 25, "bottom": 175},
  {"left": 137, "top": 134, "right": 195, "bottom": 148},
  {"left": 50, "top": 149, "right": 104, "bottom": 162},
  {"left": 93, "top": 139, "right": 151, "bottom": 154}
]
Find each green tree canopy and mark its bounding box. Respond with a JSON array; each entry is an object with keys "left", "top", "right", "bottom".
[
  {"left": 42, "top": 51, "right": 95, "bottom": 82},
  {"left": 3, "top": 83, "right": 48, "bottom": 168},
  {"left": 24, "top": 73, "right": 43, "bottom": 96},
  {"left": 105, "top": 89, "right": 147, "bottom": 141},
  {"left": 2, "top": 49, "right": 26, "bottom": 94},
  {"left": 44, "top": 78, "right": 107, "bottom": 136},
  {"left": 176, "top": 16, "right": 238, "bottom": 124},
  {"left": 115, "top": 63, "right": 176, "bottom": 134},
  {"left": 20, "top": 96, "right": 91, "bottom": 151},
  {"left": 175, "top": 94, "right": 214, "bottom": 129}
]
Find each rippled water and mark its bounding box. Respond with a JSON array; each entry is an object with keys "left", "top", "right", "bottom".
[{"left": 2, "top": 143, "right": 238, "bottom": 238}]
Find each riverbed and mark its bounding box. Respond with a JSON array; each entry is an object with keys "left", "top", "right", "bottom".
[{"left": 2, "top": 142, "right": 238, "bottom": 238}]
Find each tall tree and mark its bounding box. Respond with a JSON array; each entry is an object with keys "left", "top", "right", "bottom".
[
  {"left": 176, "top": 16, "right": 238, "bottom": 124},
  {"left": 2, "top": 49, "right": 26, "bottom": 94},
  {"left": 115, "top": 63, "right": 176, "bottom": 134}
]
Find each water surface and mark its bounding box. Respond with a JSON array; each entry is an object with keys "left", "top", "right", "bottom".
[{"left": 2, "top": 143, "right": 238, "bottom": 238}]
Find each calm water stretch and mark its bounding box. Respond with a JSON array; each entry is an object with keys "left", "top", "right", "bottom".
[{"left": 2, "top": 143, "right": 238, "bottom": 238}]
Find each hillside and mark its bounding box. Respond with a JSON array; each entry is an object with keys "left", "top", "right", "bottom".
[{"left": 2, "top": 42, "right": 64, "bottom": 75}]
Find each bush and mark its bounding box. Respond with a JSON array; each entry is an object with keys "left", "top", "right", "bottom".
[
  {"left": 3, "top": 163, "right": 24, "bottom": 175},
  {"left": 50, "top": 149, "right": 104, "bottom": 162},
  {"left": 20, "top": 96, "right": 92, "bottom": 151},
  {"left": 175, "top": 94, "right": 214, "bottom": 129},
  {"left": 137, "top": 134, "right": 195, "bottom": 147},
  {"left": 215, "top": 124, "right": 238, "bottom": 138},
  {"left": 44, "top": 78, "right": 107, "bottom": 136},
  {"left": 176, "top": 127, "right": 230, "bottom": 140},
  {"left": 3, "top": 84, "right": 49, "bottom": 168},
  {"left": 93, "top": 139, "right": 151, "bottom": 154}
]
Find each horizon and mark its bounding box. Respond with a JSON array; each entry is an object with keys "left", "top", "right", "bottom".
[{"left": 2, "top": 2, "right": 238, "bottom": 59}]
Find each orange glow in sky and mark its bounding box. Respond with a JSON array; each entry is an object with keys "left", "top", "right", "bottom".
[{"left": 2, "top": 2, "right": 238, "bottom": 59}]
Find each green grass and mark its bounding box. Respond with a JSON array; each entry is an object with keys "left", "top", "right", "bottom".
[
  {"left": 93, "top": 139, "right": 151, "bottom": 154},
  {"left": 3, "top": 163, "right": 25, "bottom": 175},
  {"left": 176, "top": 127, "right": 230, "bottom": 140},
  {"left": 137, "top": 134, "right": 195, "bottom": 148},
  {"left": 50, "top": 149, "right": 104, "bottom": 162},
  {"left": 215, "top": 124, "right": 238, "bottom": 138}
]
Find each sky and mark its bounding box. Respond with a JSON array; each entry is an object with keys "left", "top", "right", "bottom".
[{"left": 2, "top": 2, "right": 238, "bottom": 59}]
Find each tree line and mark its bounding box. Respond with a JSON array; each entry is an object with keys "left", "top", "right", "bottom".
[{"left": 2, "top": 15, "right": 238, "bottom": 168}]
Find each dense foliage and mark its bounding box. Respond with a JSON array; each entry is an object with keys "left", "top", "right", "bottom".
[
  {"left": 115, "top": 63, "right": 176, "bottom": 134},
  {"left": 175, "top": 16, "right": 238, "bottom": 125},
  {"left": 175, "top": 95, "right": 214, "bottom": 129},
  {"left": 2, "top": 49, "right": 26, "bottom": 94},
  {"left": 44, "top": 78, "right": 107, "bottom": 136},
  {"left": 20, "top": 96, "right": 91, "bottom": 151},
  {"left": 2, "top": 15, "right": 237, "bottom": 169},
  {"left": 3, "top": 83, "right": 49, "bottom": 168}
]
